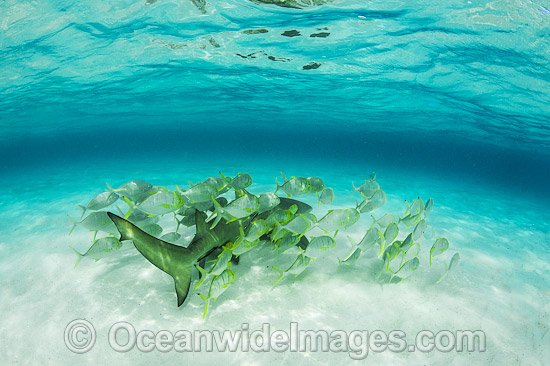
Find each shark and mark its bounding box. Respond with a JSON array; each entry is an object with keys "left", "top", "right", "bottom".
[{"left": 107, "top": 197, "right": 311, "bottom": 307}]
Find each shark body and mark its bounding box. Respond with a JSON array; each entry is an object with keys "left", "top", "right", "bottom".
[{"left": 107, "top": 197, "right": 311, "bottom": 306}]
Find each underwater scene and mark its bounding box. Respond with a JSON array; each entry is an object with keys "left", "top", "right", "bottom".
[{"left": 1, "top": 0, "right": 550, "bottom": 365}]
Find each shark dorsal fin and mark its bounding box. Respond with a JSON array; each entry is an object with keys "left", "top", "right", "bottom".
[{"left": 195, "top": 210, "right": 208, "bottom": 236}]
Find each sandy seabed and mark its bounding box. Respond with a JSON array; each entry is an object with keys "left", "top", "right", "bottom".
[{"left": 0, "top": 159, "right": 548, "bottom": 366}]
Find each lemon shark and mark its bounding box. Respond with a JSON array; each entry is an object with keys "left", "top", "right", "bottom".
[{"left": 107, "top": 197, "right": 311, "bottom": 307}]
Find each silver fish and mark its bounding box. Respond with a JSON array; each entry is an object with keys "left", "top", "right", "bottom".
[
  {"left": 69, "top": 211, "right": 118, "bottom": 236},
  {"left": 317, "top": 208, "right": 360, "bottom": 233},
  {"left": 319, "top": 188, "right": 335, "bottom": 205},
  {"left": 71, "top": 237, "right": 123, "bottom": 268},
  {"left": 430, "top": 238, "right": 450, "bottom": 266},
  {"left": 78, "top": 191, "right": 119, "bottom": 219}
]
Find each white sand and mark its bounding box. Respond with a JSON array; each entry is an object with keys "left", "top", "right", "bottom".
[{"left": 0, "top": 161, "right": 548, "bottom": 365}]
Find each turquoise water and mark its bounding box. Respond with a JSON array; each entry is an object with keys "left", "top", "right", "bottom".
[{"left": 1, "top": 0, "right": 550, "bottom": 365}]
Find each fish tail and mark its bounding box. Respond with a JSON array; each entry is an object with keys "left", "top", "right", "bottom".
[
  {"left": 122, "top": 196, "right": 136, "bottom": 219},
  {"left": 175, "top": 215, "right": 182, "bottom": 233},
  {"left": 68, "top": 215, "right": 78, "bottom": 236},
  {"left": 70, "top": 247, "right": 83, "bottom": 269},
  {"left": 105, "top": 182, "right": 119, "bottom": 194},
  {"left": 351, "top": 181, "right": 357, "bottom": 197},
  {"left": 378, "top": 242, "right": 385, "bottom": 258},
  {"left": 336, "top": 258, "right": 344, "bottom": 272},
  {"left": 218, "top": 171, "right": 231, "bottom": 192},
  {"left": 436, "top": 263, "right": 450, "bottom": 284},
  {"left": 194, "top": 264, "right": 208, "bottom": 290},
  {"left": 274, "top": 177, "right": 282, "bottom": 194},
  {"left": 376, "top": 262, "right": 386, "bottom": 279},
  {"left": 346, "top": 235, "right": 357, "bottom": 248},
  {"left": 280, "top": 171, "right": 288, "bottom": 183},
  {"left": 209, "top": 196, "right": 223, "bottom": 229},
  {"left": 403, "top": 200, "right": 411, "bottom": 216},
  {"left": 77, "top": 205, "right": 87, "bottom": 220},
  {"left": 199, "top": 294, "right": 210, "bottom": 318},
  {"left": 175, "top": 184, "right": 185, "bottom": 196},
  {"left": 272, "top": 266, "right": 284, "bottom": 286},
  {"left": 316, "top": 192, "right": 321, "bottom": 208}
]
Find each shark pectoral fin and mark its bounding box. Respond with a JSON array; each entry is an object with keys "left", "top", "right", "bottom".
[{"left": 173, "top": 268, "right": 193, "bottom": 307}]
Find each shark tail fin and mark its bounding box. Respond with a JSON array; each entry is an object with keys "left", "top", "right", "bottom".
[
  {"left": 68, "top": 215, "right": 78, "bottom": 236},
  {"left": 78, "top": 205, "right": 87, "bottom": 220},
  {"left": 173, "top": 268, "right": 194, "bottom": 307},
  {"left": 107, "top": 212, "right": 196, "bottom": 307},
  {"left": 70, "top": 247, "right": 83, "bottom": 269}
]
